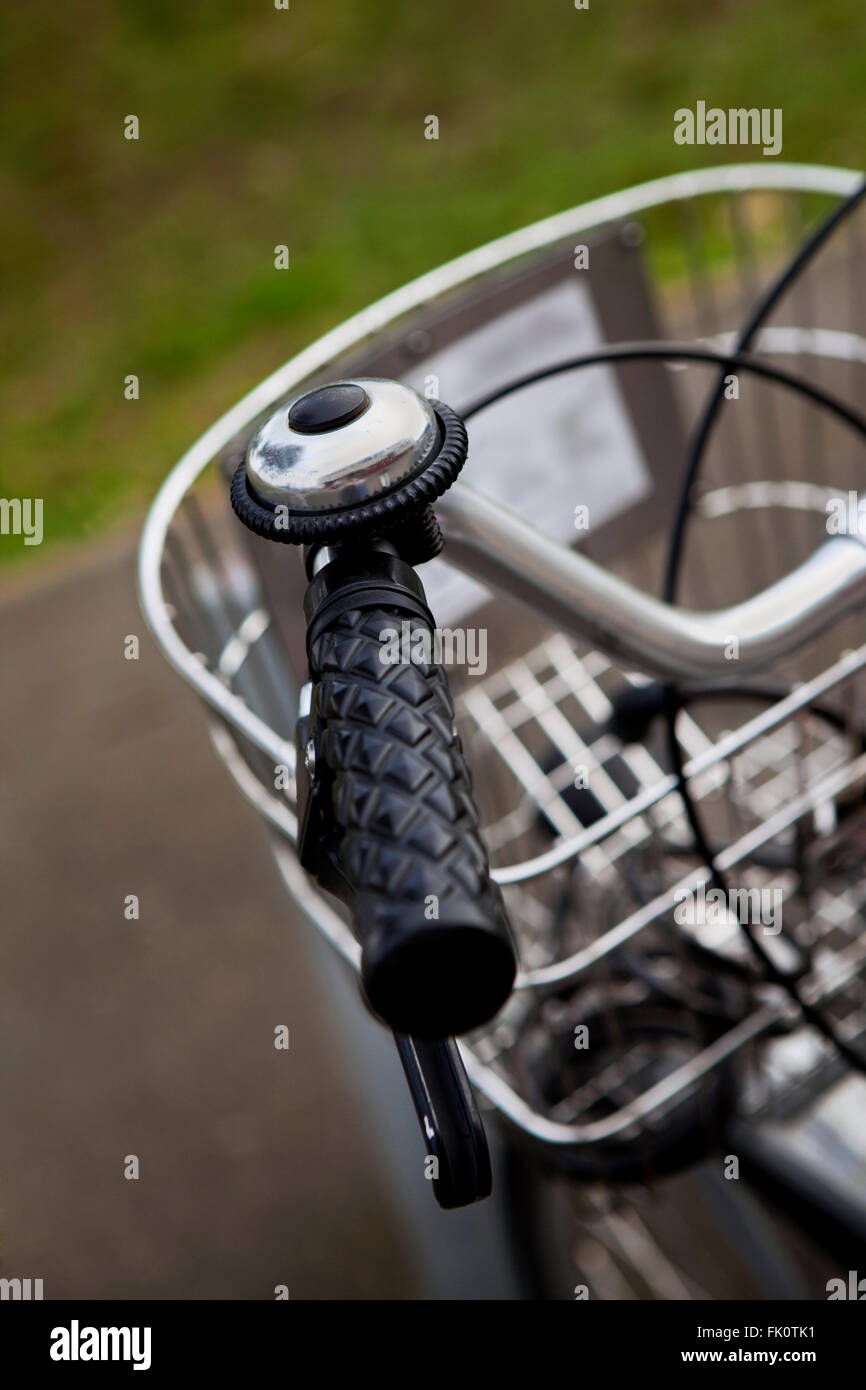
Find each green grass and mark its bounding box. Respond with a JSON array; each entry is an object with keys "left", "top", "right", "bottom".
[{"left": 0, "top": 0, "right": 864, "bottom": 566}]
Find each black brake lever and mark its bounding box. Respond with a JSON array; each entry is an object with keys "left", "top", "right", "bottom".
[{"left": 394, "top": 1032, "right": 492, "bottom": 1209}]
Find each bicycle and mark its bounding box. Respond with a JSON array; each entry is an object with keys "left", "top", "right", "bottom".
[{"left": 140, "top": 162, "right": 866, "bottom": 1299}]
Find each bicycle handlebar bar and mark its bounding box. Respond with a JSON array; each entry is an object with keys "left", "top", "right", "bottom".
[{"left": 437, "top": 484, "right": 866, "bottom": 680}]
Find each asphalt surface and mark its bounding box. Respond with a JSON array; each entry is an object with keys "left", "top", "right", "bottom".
[{"left": 0, "top": 535, "right": 413, "bottom": 1299}]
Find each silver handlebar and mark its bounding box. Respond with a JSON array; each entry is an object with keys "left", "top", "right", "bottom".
[{"left": 438, "top": 483, "right": 866, "bottom": 680}]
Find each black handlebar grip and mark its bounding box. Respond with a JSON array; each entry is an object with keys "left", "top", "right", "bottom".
[{"left": 298, "top": 547, "right": 517, "bottom": 1037}]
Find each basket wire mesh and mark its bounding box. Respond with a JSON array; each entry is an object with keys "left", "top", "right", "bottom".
[{"left": 141, "top": 167, "right": 866, "bottom": 1224}]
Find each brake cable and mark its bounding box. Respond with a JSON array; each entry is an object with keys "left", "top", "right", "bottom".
[{"left": 661, "top": 176, "right": 866, "bottom": 1076}]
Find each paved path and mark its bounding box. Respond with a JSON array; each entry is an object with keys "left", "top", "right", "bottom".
[{"left": 0, "top": 536, "right": 412, "bottom": 1299}]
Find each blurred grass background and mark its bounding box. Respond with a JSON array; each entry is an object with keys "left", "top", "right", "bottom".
[{"left": 0, "top": 0, "right": 863, "bottom": 566}]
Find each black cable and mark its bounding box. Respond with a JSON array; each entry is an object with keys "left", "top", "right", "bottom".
[
  {"left": 662, "top": 178, "right": 866, "bottom": 605},
  {"left": 660, "top": 178, "right": 866, "bottom": 1074},
  {"left": 462, "top": 341, "right": 866, "bottom": 439}
]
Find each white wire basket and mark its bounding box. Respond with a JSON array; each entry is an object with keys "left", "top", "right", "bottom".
[{"left": 140, "top": 163, "right": 866, "bottom": 1181}]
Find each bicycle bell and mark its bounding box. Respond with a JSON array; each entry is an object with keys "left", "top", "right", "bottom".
[{"left": 230, "top": 378, "right": 469, "bottom": 563}]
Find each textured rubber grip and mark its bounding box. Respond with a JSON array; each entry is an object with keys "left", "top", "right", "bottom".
[{"left": 301, "top": 552, "right": 517, "bottom": 1037}]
